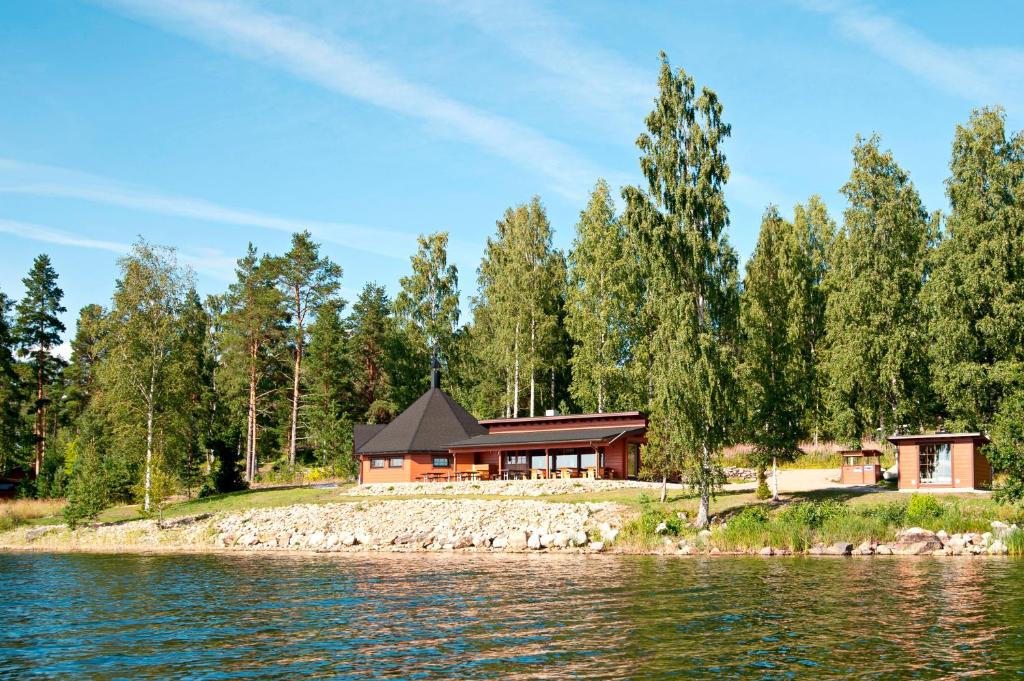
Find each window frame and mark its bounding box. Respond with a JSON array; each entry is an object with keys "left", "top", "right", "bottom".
[
  {"left": 919, "top": 442, "right": 952, "bottom": 485},
  {"left": 432, "top": 455, "right": 452, "bottom": 469},
  {"left": 388, "top": 456, "right": 404, "bottom": 468},
  {"left": 369, "top": 458, "right": 386, "bottom": 469}
]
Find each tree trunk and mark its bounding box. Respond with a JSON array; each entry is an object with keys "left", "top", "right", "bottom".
[
  {"left": 771, "top": 456, "right": 780, "bottom": 501},
  {"left": 246, "top": 339, "right": 258, "bottom": 482},
  {"left": 144, "top": 389, "right": 154, "bottom": 513},
  {"left": 34, "top": 359, "right": 44, "bottom": 477},
  {"left": 529, "top": 317, "right": 536, "bottom": 417},
  {"left": 694, "top": 443, "right": 711, "bottom": 528},
  {"left": 512, "top": 320, "right": 520, "bottom": 418},
  {"left": 660, "top": 475, "right": 667, "bottom": 503},
  {"left": 289, "top": 342, "right": 301, "bottom": 466}
]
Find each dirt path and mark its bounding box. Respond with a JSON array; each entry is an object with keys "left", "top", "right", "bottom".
[{"left": 723, "top": 468, "right": 850, "bottom": 493}]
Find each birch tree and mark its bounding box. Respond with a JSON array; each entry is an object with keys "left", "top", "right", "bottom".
[
  {"left": 623, "top": 54, "right": 740, "bottom": 519},
  {"left": 924, "top": 107, "right": 1024, "bottom": 430},
  {"left": 823, "top": 135, "right": 933, "bottom": 444},
  {"left": 566, "top": 179, "right": 632, "bottom": 413},
  {"left": 272, "top": 232, "right": 342, "bottom": 466},
  {"left": 394, "top": 232, "right": 460, "bottom": 364},
  {"left": 99, "top": 241, "right": 189, "bottom": 513},
  {"left": 740, "top": 206, "right": 811, "bottom": 500}
]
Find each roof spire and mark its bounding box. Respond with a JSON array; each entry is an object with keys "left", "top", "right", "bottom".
[{"left": 430, "top": 350, "right": 441, "bottom": 390}]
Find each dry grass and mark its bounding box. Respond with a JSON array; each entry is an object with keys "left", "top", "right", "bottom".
[
  {"left": 0, "top": 498, "right": 66, "bottom": 531},
  {"left": 722, "top": 440, "right": 895, "bottom": 469}
]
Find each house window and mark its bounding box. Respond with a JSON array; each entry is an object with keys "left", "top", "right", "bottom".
[
  {"left": 628, "top": 444, "right": 639, "bottom": 477},
  {"left": 505, "top": 454, "right": 528, "bottom": 466},
  {"left": 369, "top": 458, "right": 385, "bottom": 469},
  {"left": 432, "top": 455, "right": 452, "bottom": 468},
  {"left": 579, "top": 452, "right": 597, "bottom": 468},
  {"left": 920, "top": 443, "right": 952, "bottom": 484},
  {"left": 389, "top": 456, "right": 404, "bottom": 468}
]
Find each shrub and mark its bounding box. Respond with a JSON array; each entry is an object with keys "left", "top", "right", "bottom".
[
  {"left": 906, "top": 494, "right": 943, "bottom": 524},
  {"left": 777, "top": 500, "right": 847, "bottom": 528},
  {"left": 860, "top": 502, "right": 906, "bottom": 526},
  {"left": 755, "top": 468, "right": 771, "bottom": 500}
]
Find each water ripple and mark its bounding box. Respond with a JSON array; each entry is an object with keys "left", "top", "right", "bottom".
[{"left": 0, "top": 553, "right": 1022, "bottom": 679}]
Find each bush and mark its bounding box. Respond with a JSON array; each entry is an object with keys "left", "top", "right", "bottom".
[
  {"left": 906, "top": 494, "right": 943, "bottom": 524},
  {"left": 777, "top": 500, "right": 847, "bottom": 528},
  {"left": 755, "top": 468, "right": 771, "bottom": 500}
]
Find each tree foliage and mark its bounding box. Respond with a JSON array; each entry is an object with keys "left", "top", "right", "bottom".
[{"left": 622, "top": 54, "right": 740, "bottom": 521}]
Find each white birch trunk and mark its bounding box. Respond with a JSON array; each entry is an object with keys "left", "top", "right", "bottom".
[
  {"left": 772, "top": 456, "right": 780, "bottom": 501},
  {"left": 529, "top": 317, "right": 536, "bottom": 417},
  {"left": 144, "top": 370, "right": 155, "bottom": 513}
]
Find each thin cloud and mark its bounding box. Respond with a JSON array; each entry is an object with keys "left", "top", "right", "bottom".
[
  {"left": 0, "top": 157, "right": 417, "bottom": 260},
  {"left": 99, "top": 0, "right": 602, "bottom": 199},
  {"left": 800, "top": 0, "right": 1024, "bottom": 107},
  {"left": 429, "top": 0, "right": 653, "bottom": 133},
  {"left": 0, "top": 217, "right": 235, "bottom": 281}
]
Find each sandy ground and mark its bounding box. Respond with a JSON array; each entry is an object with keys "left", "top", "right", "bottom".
[{"left": 723, "top": 468, "right": 849, "bottom": 493}]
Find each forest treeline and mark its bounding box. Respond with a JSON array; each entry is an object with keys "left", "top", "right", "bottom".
[{"left": 1, "top": 54, "right": 1022, "bottom": 523}]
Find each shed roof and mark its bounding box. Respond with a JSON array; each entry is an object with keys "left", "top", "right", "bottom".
[
  {"left": 448, "top": 426, "right": 644, "bottom": 450},
  {"left": 356, "top": 388, "right": 487, "bottom": 454},
  {"left": 886, "top": 432, "right": 990, "bottom": 444}
]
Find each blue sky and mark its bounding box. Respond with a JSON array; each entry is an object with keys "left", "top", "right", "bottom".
[{"left": 2, "top": 0, "right": 1022, "bottom": 352}]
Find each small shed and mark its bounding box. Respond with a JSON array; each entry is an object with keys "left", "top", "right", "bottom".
[
  {"left": 839, "top": 449, "right": 883, "bottom": 485},
  {"left": 885, "top": 432, "right": 992, "bottom": 492}
]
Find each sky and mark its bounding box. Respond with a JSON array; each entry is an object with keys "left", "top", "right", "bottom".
[{"left": 2, "top": 0, "right": 1023, "bottom": 353}]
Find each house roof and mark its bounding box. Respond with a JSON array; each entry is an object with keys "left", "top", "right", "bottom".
[
  {"left": 479, "top": 411, "right": 644, "bottom": 426},
  {"left": 886, "top": 432, "right": 990, "bottom": 444},
  {"left": 356, "top": 388, "right": 487, "bottom": 454},
  {"left": 447, "top": 426, "right": 645, "bottom": 450},
  {"left": 353, "top": 424, "right": 386, "bottom": 452}
]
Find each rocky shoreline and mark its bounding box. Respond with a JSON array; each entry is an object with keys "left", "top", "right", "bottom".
[{"left": 0, "top": 498, "right": 1018, "bottom": 557}]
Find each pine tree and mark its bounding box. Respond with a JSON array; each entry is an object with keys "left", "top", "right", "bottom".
[
  {"left": 63, "top": 304, "right": 106, "bottom": 426},
  {"left": 823, "top": 135, "right": 933, "bottom": 444},
  {"left": 14, "top": 254, "right": 66, "bottom": 476},
  {"left": 394, "top": 232, "right": 460, "bottom": 364},
  {"left": 219, "top": 244, "right": 287, "bottom": 483},
  {"left": 924, "top": 107, "right": 1024, "bottom": 430},
  {"left": 566, "top": 179, "right": 632, "bottom": 413},
  {"left": 271, "top": 231, "right": 342, "bottom": 466},
  {"left": 622, "top": 53, "right": 740, "bottom": 520},
  {"left": 740, "top": 206, "right": 812, "bottom": 499}
]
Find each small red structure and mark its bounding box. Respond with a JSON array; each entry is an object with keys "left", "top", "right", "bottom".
[{"left": 839, "top": 449, "right": 883, "bottom": 485}]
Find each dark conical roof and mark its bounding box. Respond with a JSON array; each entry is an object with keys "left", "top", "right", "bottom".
[{"left": 355, "top": 388, "right": 486, "bottom": 454}]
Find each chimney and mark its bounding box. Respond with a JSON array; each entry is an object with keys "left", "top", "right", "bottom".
[{"left": 430, "top": 352, "right": 441, "bottom": 390}]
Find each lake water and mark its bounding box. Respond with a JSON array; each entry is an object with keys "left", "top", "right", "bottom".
[{"left": 1, "top": 552, "right": 1022, "bottom": 679}]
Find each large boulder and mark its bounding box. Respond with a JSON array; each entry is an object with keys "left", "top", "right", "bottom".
[
  {"left": 825, "top": 542, "right": 853, "bottom": 556},
  {"left": 892, "top": 528, "right": 943, "bottom": 555},
  {"left": 506, "top": 530, "right": 528, "bottom": 550}
]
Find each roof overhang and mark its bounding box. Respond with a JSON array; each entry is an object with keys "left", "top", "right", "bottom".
[
  {"left": 886, "top": 432, "right": 990, "bottom": 445},
  {"left": 447, "top": 426, "right": 645, "bottom": 451}
]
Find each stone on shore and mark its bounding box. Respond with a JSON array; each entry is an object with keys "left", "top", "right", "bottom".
[{"left": 892, "top": 528, "right": 943, "bottom": 555}]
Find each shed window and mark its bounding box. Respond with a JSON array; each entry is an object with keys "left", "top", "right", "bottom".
[
  {"left": 432, "top": 456, "right": 452, "bottom": 468},
  {"left": 920, "top": 443, "right": 952, "bottom": 484},
  {"left": 389, "top": 457, "right": 404, "bottom": 468},
  {"left": 369, "top": 458, "right": 385, "bottom": 469},
  {"left": 844, "top": 456, "right": 859, "bottom": 466}
]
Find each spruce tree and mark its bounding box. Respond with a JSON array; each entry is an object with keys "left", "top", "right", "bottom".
[
  {"left": 305, "top": 300, "right": 354, "bottom": 473},
  {"left": 622, "top": 53, "right": 740, "bottom": 520},
  {"left": 924, "top": 107, "right": 1024, "bottom": 430},
  {"left": 0, "top": 292, "right": 23, "bottom": 475},
  {"left": 63, "top": 304, "right": 106, "bottom": 426},
  {"left": 14, "top": 254, "right": 66, "bottom": 476},
  {"left": 566, "top": 179, "right": 632, "bottom": 413},
  {"left": 348, "top": 283, "right": 397, "bottom": 423},
  {"left": 823, "top": 135, "right": 933, "bottom": 444}
]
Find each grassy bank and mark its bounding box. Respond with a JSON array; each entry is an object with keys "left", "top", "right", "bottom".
[
  {"left": 618, "top": 491, "right": 1023, "bottom": 554},
  {"left": 0, "top": 499, "right": 66, "bottom": 531}
]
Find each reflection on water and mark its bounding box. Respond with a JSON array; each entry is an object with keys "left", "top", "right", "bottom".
[{"left": 1, "top": 552, "right": 1022, "bottom": 679}]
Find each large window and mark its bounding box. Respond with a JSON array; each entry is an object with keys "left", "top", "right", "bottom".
[
  {"left": 530, "top": 454, "right": 549, "bottom": 470},
  {"left": 389, "top": 456, "right": 404, "bottom": 468},
  {"left": 579, "top": 452, "right": 597, "bottom": 468},
  {"left": 432, "top": 455, "right": 452, "bottom": 468},
  {"left": 369, "top": 458, "right": 385, "bottom": 469},
  {"left": 920, "top": 443, "right": 952, "bottom": 484}
]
